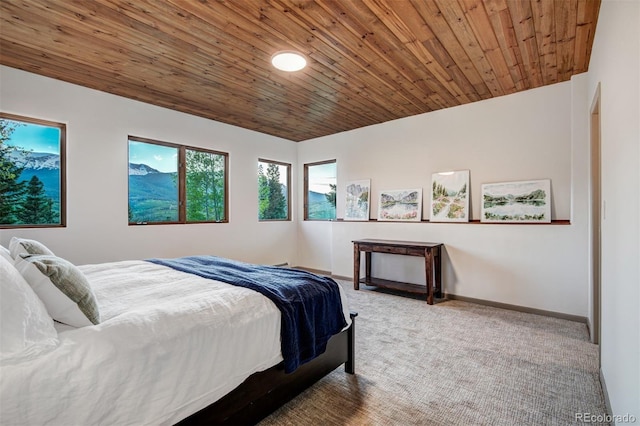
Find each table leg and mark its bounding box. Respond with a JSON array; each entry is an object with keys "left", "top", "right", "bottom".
[
  {"left": 425, "top": 249, "right": 434, "bottom": 305},
  {"left": 353, "top": 244, "right": 360, "bottom": 290},
  {"left": 365, "top": 252, "right": 371, "bottom": 283},
  {"left": 434, "top": 246, "right": 442, "bottom": 298}
]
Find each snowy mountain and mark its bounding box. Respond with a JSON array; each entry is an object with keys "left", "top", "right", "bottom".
[
  {"left": 9, "top": 151, "right": 60, "bottom": 170},
  {"left": 128, "top": 163, "right": 161, "bottom": 175}
]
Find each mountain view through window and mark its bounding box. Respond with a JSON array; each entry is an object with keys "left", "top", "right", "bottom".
[
  {"left": 128, "top": 137, "right": 227, "bottom": 224},
  {"left": 0, "top": 114, "right": 65, "bottom": 227},
  {"left": 305, "top": 160, "right": 336, "bottom": 220}
]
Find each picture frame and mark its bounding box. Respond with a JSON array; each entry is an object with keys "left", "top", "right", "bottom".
[
  {"left": 481, "top": 179, "right": 551, "bottom": 223},
  {"left": 377, "top": 188, "right": 422, "bottom": 222},
  {"left": 430, "top": 170, "right": 470, "bottom": 222},
  {"left": 344, "top": 179, "right": 371, "bottom": 221}
]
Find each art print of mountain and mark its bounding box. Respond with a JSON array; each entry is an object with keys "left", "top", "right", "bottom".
[{"left": 378, "top": 189, "right": 422, "bottom": 221}]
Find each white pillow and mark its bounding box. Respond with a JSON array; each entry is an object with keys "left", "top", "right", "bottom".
[
  {"left": 9, "top": 237, "right": 54, "bottom": 268},
  {"left": 0, "top": 244, "right": 12, "bottom": 263},
  {"left": 0, "top": 255, "right": 58, "bottom": 365},
  {"left": 17, "top": 255, "right": 101, "bottom": 327}
]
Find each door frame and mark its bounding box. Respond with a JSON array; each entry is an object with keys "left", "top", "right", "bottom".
[{"left": 589, "top": 83, "right": 602, "bottom": 347}]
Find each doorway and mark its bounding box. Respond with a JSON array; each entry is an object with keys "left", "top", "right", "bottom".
[{"left": 590, "top": 84, "right": 601, "bottom": 346}]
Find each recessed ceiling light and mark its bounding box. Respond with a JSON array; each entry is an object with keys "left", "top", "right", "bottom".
[{"left": 271, "top": 51, "right": 307, "bottom": 72}]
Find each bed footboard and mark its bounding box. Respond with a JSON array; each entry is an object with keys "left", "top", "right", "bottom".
[{"left": 177, "top": 312, "right": 357, "bottom": 426}]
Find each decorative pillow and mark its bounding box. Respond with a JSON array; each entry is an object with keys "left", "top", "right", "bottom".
[
  {"left": 16, "top": 255, "right": 101, "bottom": 327},
  {"left": 0, "top": 255, "right": 58, "bottom": 365},
  {"left": 9, "top": 237, "right": 54, "bottom": 267},
  {"left": 0, "top": 244, "right": 12, "bottom": 263}
]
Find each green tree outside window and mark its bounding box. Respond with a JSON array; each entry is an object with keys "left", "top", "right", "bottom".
[
  {"left": 186, "top": 149, "right": 226, "bottom": 222},
  {"left": 258, "top": 160, "right": 290, "bottom": 221},
  {"left": 0, "top": 114, "right": 64, "bottom": 228}
]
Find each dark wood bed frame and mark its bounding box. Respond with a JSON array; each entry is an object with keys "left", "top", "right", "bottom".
[{"left": 176, "top": 312, "right": 357, "bottom": 425}]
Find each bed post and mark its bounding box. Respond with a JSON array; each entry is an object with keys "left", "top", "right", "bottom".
[{"left": 346, "top": 312, "right": 357, "bottom": 374}]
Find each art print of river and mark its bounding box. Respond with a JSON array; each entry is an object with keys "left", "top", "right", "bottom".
[{"left": 481, "top": 180, "right": 551, "bottom": 223}]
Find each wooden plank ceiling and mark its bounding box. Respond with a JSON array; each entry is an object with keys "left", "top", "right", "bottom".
[{"left": 0, "top": 0, "right": 600, "bottom": 142}]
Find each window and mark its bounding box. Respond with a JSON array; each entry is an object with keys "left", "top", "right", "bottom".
[
  {"left": 304, "top": 160, "right": 336, "bottom": 220},
  {"left": 258, "top": 159, "right": 291, "bottom": 221},
  {"left": 0, "top": 113, "right": 66, "bottom": 228},
  {"left": 128, "top": 136, "right": 228, "bottom": 224}
]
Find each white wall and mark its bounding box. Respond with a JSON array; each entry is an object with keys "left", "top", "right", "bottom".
[
  {"left": 298, "top": 80, "right": 591, "bottom": 317},
  {"left": 586, "top": 0, "right": 640, "bottom": 420},
  {"left": 0, "top": 66, "right": 299, "bottom": 266}
]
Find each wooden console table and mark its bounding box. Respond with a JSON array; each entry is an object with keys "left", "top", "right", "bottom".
[{"left": 352, "top": 239, "right": 443, "bottom": 305}]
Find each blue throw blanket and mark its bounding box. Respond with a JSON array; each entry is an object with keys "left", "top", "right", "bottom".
[{"left": 147, "top": 256, "right": 347, "bottom": 373}]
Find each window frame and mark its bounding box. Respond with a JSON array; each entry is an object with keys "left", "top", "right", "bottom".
[
  {"left": 303, "top": 159, "right": 337, "bottom": 221},
  {"left": 128, "top": 135, "right": 228, "bottom": 225},
  {"left": 0, "top": 112, "right": 66, "bottom": 229},
  {"left": 258, "top": 158, "right": 291, "bottom": 222}
]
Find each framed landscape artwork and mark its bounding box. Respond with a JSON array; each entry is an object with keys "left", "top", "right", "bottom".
[
  {"left": 344, "top": 179, "right": 371, "bottom": 221},
  {"left": 377, "top": 188, "right": 422, "bottom": 222},
  {"left": 481, "top": 179, "right": 551, "bottom": 223},
  {"left": 430, "top": 170, "right": 470, "bottom": 222}
]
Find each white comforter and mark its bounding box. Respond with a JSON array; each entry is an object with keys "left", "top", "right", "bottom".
[{"left": 0, "top": 260, "right": 351, "bottom": 426}]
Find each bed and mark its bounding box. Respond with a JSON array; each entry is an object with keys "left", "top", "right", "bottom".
[{"left": 0, "top": 238, "right": 355, "bottom": 425}]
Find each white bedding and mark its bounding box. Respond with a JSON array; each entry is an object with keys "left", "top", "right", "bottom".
[{"left": 0, "top": 260, "right": 351, "bottom": 426}]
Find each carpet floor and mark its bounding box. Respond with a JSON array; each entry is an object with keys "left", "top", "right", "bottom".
[{"left": 259, "top": 280, "right": 608, "bottom": 426}]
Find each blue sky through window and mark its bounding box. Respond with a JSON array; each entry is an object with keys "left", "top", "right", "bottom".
[
  {"left": 308, "top": 162, "right": 336, "bottom": 194},
  {"left": 128, "top": 140, "right": 177, "bottom": 173},
  {"left": 6, "top": 122, "right": 60, "bottom": 154}
]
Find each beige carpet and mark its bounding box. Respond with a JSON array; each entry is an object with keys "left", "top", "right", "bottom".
[{"left": 259, "top": 280, "right": 608, "bottom": 426}]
